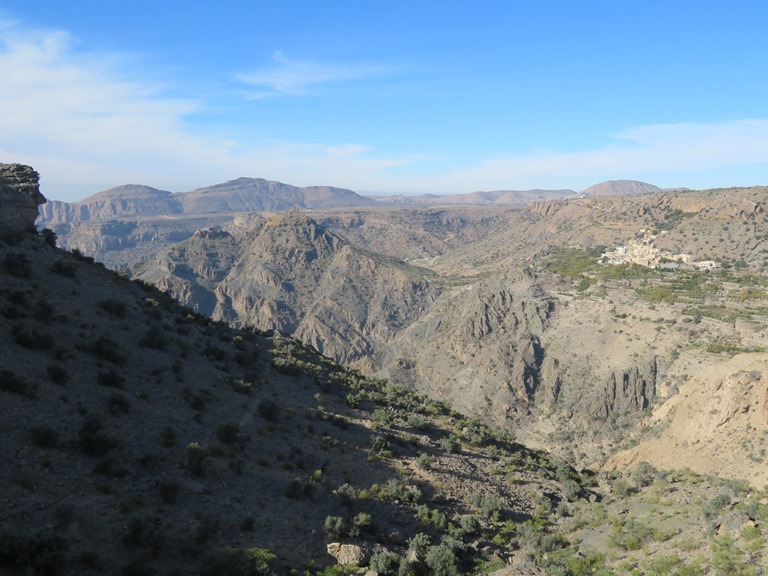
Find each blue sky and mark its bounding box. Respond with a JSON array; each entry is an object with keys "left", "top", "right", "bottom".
[{"left": 1, "top": 1, "right": 767, "bottom": 201}]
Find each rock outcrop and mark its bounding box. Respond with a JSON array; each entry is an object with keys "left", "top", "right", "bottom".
[
  {"left": 326, "top": 543, "right": 370, "bottom": 566},
  {"left": 0, "top": 163, "right": 45, "bottom": 232}
]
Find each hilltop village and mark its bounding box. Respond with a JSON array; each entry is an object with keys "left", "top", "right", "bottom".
[{"left": 601, "top": 229, "right": 721, "bottom": 271}]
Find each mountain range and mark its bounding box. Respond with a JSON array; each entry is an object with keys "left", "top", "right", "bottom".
[{"left": 4, "top": 163, "right": 768, "bottom": 574}]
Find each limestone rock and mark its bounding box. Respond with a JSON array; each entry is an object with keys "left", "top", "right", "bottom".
[
  {"left": 326, "top": 543, "right": 370, "bottom": 566},
  {"left": 0, "top": 163, "right": 45, "bottom": 233}
]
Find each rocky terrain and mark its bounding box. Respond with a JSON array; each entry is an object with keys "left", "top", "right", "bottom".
[
  {"left": 34, "top": 172, "right": 768, "bottom": 486},
  {"left": 109, "top": 186, "right": 768, "bottom": 481},
  {"left": 4, "top": 164, "right": 768, "bottom": 575}
]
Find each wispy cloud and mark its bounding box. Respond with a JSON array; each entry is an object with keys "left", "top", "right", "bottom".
[
  {"left": 1, "top": 18, "right": 766, "bottom": 201},
  {"left": 408, "top": 120, "right": 768, "bottom": 192},
  {"left": 235, "top": 50, "right": 386, "bottom": 97}
]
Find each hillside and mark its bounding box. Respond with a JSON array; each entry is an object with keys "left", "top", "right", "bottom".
[
  {"left": 124, "top": 185, "right": 768, "bottom": 484},
  {"left": 5, "top": 164, "right": 768, "bottom": 575}
]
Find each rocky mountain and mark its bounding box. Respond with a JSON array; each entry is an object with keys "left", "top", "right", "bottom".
[
  {"left": 0, "top": 164, "right": 585, "bottom": 574},
  {"left": 581, "top": 179, "right": 661, "bottom": 197},
  {"left": 38, "top": 178, "right": 376, "bottom": 226},
  {"left": 127, "top": 183, "right": 768, "bottom": 483},
  {"left": 5, "top": 163, "right": 768, "bottom": 575},
  {"left": 135, "top": 209, "right": 443, "bottom": 369}
]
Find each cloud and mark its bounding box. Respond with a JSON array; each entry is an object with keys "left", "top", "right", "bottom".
[
  {"left": 1, "top": 18, "right": 766, "bottom": 201},
  {"left": 235, "top": 50, "right": 386, "bottom": 97},
  {"left": 408, "top": 120, "right": 768, "bottom": 192}
]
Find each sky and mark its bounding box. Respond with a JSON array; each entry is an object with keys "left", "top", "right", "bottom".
[{"left": 1, "top": 1, "right": 767, "bottom": 202}]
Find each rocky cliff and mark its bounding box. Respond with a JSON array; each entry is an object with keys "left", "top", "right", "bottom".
[{"left": 0, "top": 163, "right": 45, "bottom": 233}]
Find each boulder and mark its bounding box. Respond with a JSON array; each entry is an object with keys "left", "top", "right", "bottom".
[{"left": 326, "top": 542, "right": 370, "bottom": 566}]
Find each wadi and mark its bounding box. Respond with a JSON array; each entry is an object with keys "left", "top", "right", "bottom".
[{"left": 2, "top": 163, "right": 767, "bottom": 575}]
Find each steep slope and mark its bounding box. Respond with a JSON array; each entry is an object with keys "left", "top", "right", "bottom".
[
  {"left": 38, "top": 185, "right": 181, "bottom": 225},
  {"left": 135, "top": 210, "right": 442, "bottom": 368},
  {"left": 0, "top": 164, "right": 590, "bottom": 575},
  {"left": 605, "top": 353, "right": 768, "bottom": 486},
  {"left": 7, "top": 164, "right": 768, "bottom": 575}
]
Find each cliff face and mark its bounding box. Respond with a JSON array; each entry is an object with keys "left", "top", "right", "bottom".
[{"left": 0, "top": 163, "right": 45, "bottom": 233}]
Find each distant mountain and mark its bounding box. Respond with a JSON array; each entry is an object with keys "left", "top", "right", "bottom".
[
  {"left": 180, "top": 177, "right": 376, "bottom": 214},
  {"left": 367, "top": 188, "right": 577, "bottom": 206},
  {"left": 38, "top": 184, "right": 181, "bottom": 225},
  {"left": 37, "top": 178, "right": 375, "bottom": 226},
  {"left": 581, "top": 179, "right": 661, "bottom": 196}
]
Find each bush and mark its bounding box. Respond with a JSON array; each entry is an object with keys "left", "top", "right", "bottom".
[
  {"left": 89, "top": 336, "right": 127, "bottom": 365},
  {"left": 459, "top": 514, "right": 480, "bottom": 535},
  {"left": 107, "top": 393, "right": 130, "bottom": 415},
  {"left": 47, "top": 363, "right": 69, "bottom": 385},
  {"left": 416, "top": 453, "right": 434, "bottom": 469},
  {"left": 186, "top": 442, "right": 208, "bottom": 477},
  {"left": 4, "top": 252, "right": 30, "bottom": 277},
  {"left": 631, "top": 461, "right": 657, "bottom": 487},
  {"left": 0, "top": 370, "right": 31, "bottom": 396},
  {"left": 271, "top": 356, "right": 301, "bottom": 376},
  {"left": 426, "top": 545, "right": 459, "bottom": 576},
  {"left": 257, "top": 398, "right": 281, "bottom": 422},
  {"left": 217, "top": 423, "right": 241, "bottom": 445},
  {"left": 323, "top": 515, "right": 344, "bottom": 538},
  {"left": 369, "top": 550, "right": 401, "bottom": 576},
  {"left": 408, "top": 532, "right": 432, "bottom": 555},
  {"left": 97, "top": 299, "right": 127, "bottom": 318},
  {"left": 50, "top": 259, "right": 76, "bottom": 277},
  {"left": 139, "top": 328, "right": 167, "bottom": 350},
  {"left": 11, "top": 323, "right": 55, "bottom": 350},
  {"left": 79, "top": 416, "right": 119, "bottom": 456}
]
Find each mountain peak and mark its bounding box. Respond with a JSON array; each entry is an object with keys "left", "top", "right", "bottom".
[{"left": 581, "top": 179, "right": 661, "bottom": 196}]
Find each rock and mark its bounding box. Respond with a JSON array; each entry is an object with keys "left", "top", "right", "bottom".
[
  {"left": 326, "top": 543, "right": 370, "bottom": 566},
  {"left": 0, "top": 163, "right": 45, "bottom": 233}
]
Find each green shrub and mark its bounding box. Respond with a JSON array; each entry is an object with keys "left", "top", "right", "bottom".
[
  {"left": 426, "top": 545, "right": 459, "bottom": 576},
  {"left": 459, "top": 514, "right": 480, "bottom": 535},
  {"left": 408, "top": 532, "right": 431, "bottom": 555},
  {"left": 369, "top": 550, "right": 401, "bottom": 576},
  {"left": 271, "top": 356, "right": 301, "bottom": 376},
  {"left": 416, "top": 453, "right": 434, "bottom": 469},
  {"left": 323, "top": 515, "right": 345, "bottom": 538}
]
